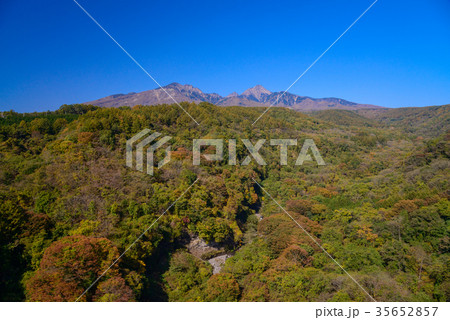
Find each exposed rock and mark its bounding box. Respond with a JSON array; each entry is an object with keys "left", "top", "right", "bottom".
[
  {"left": 241, "top": 85, "right": 272, "bottom": 101},
  {"left": 185, "top": 235, "right": 231, "bottom": 274},
  {"left": 186, "top": 236, "right": 221, "bottom": 260},
  {"left": 208, "top": 254, "right": 232, "bottom": 274},
  {"left": 226, "top": 92, "right": 239, "bottom": 98}
]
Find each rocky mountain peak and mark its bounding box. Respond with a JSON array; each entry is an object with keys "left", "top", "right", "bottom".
[
  {"left": 164, "top": 82, "right": 203, "bottom": 94},
  {"left": 241, "top": 85, "right": 272, "bottom": 100},
  {"left": 226, "top": 92, "right": 239, "bottom": 98}
]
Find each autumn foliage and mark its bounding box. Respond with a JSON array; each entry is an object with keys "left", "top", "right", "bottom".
[
  {"left": 25, "top": 235, "right": 132, "bottom": 301},
  {"left": 0, "top": 103, "right": 448, "bottom": 302}
]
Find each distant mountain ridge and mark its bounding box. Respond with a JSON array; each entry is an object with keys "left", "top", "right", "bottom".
[{"left": 86, "top": 83, "right": 383, "bottom": 111}]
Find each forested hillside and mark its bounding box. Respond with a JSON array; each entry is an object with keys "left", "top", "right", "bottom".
[
  {"left": 355, "top": 105, "right": 450, "bottom": 138},
  {"left": 0, "top": 103, "right": 448, "bottom": 302},
  {"left": 308, "top": 109, "right": 379, "bottom": 127}
]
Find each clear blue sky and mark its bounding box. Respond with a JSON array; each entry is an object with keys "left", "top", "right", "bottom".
[{"left": 1, "top": 0, "right": 449, "bottom": 112}]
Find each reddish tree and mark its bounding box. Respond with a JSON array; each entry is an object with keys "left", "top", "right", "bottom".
[
  {"left": 25, "top": 235, "right": 133, "bottom": 301},
  {"left": 93, "top": 277, "right": 135, "bottom": 302},
  {"left": 258, "top": 212, "right": 322, "bottom": 255},
  {"left": 203, "top": 273, "right": 240, "bottom": 302},
  {"left": 272, "top": 245, "right": 313, "bottom": 271}
]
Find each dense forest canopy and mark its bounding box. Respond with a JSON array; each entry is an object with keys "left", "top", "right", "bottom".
[{"left": 0, "top": 103, "right": 448, "bottom": 301}]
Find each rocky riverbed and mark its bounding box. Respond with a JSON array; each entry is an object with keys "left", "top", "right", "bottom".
[
  {"left": 208, "top": 254, "right": 232, "bottom": 274},
  {"left": 186, "top": 235, "right": 231, "bottom": 274}
]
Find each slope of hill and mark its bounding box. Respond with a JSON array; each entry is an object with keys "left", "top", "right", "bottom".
[
  {"left": 0, "top": 103, "right": 448, "bottom": 302},
  {"left": 308, "top": 109, "right": 379, "bottom": 127},
  {"left": 308, "top": 105, "right": 450, "bottom": 138},
  {"left": 86, "top": 83, "right": 383, "bottom": 111},
  {"left": 356, "top": 105, "right": 450, "bottom": 137}
]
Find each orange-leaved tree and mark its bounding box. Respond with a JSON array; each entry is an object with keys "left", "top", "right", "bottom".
[{"left": 25, "top": 235, "right": 133, "bottom": 301}]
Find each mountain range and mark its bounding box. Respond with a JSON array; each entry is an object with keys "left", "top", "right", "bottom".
[{"left": 86, "top": 83, "right": 383, "bottom": 111}]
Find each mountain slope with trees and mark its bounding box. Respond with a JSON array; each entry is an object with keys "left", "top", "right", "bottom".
[{"left": 0, "top": 103, "right": 448, "bottom": 301}]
